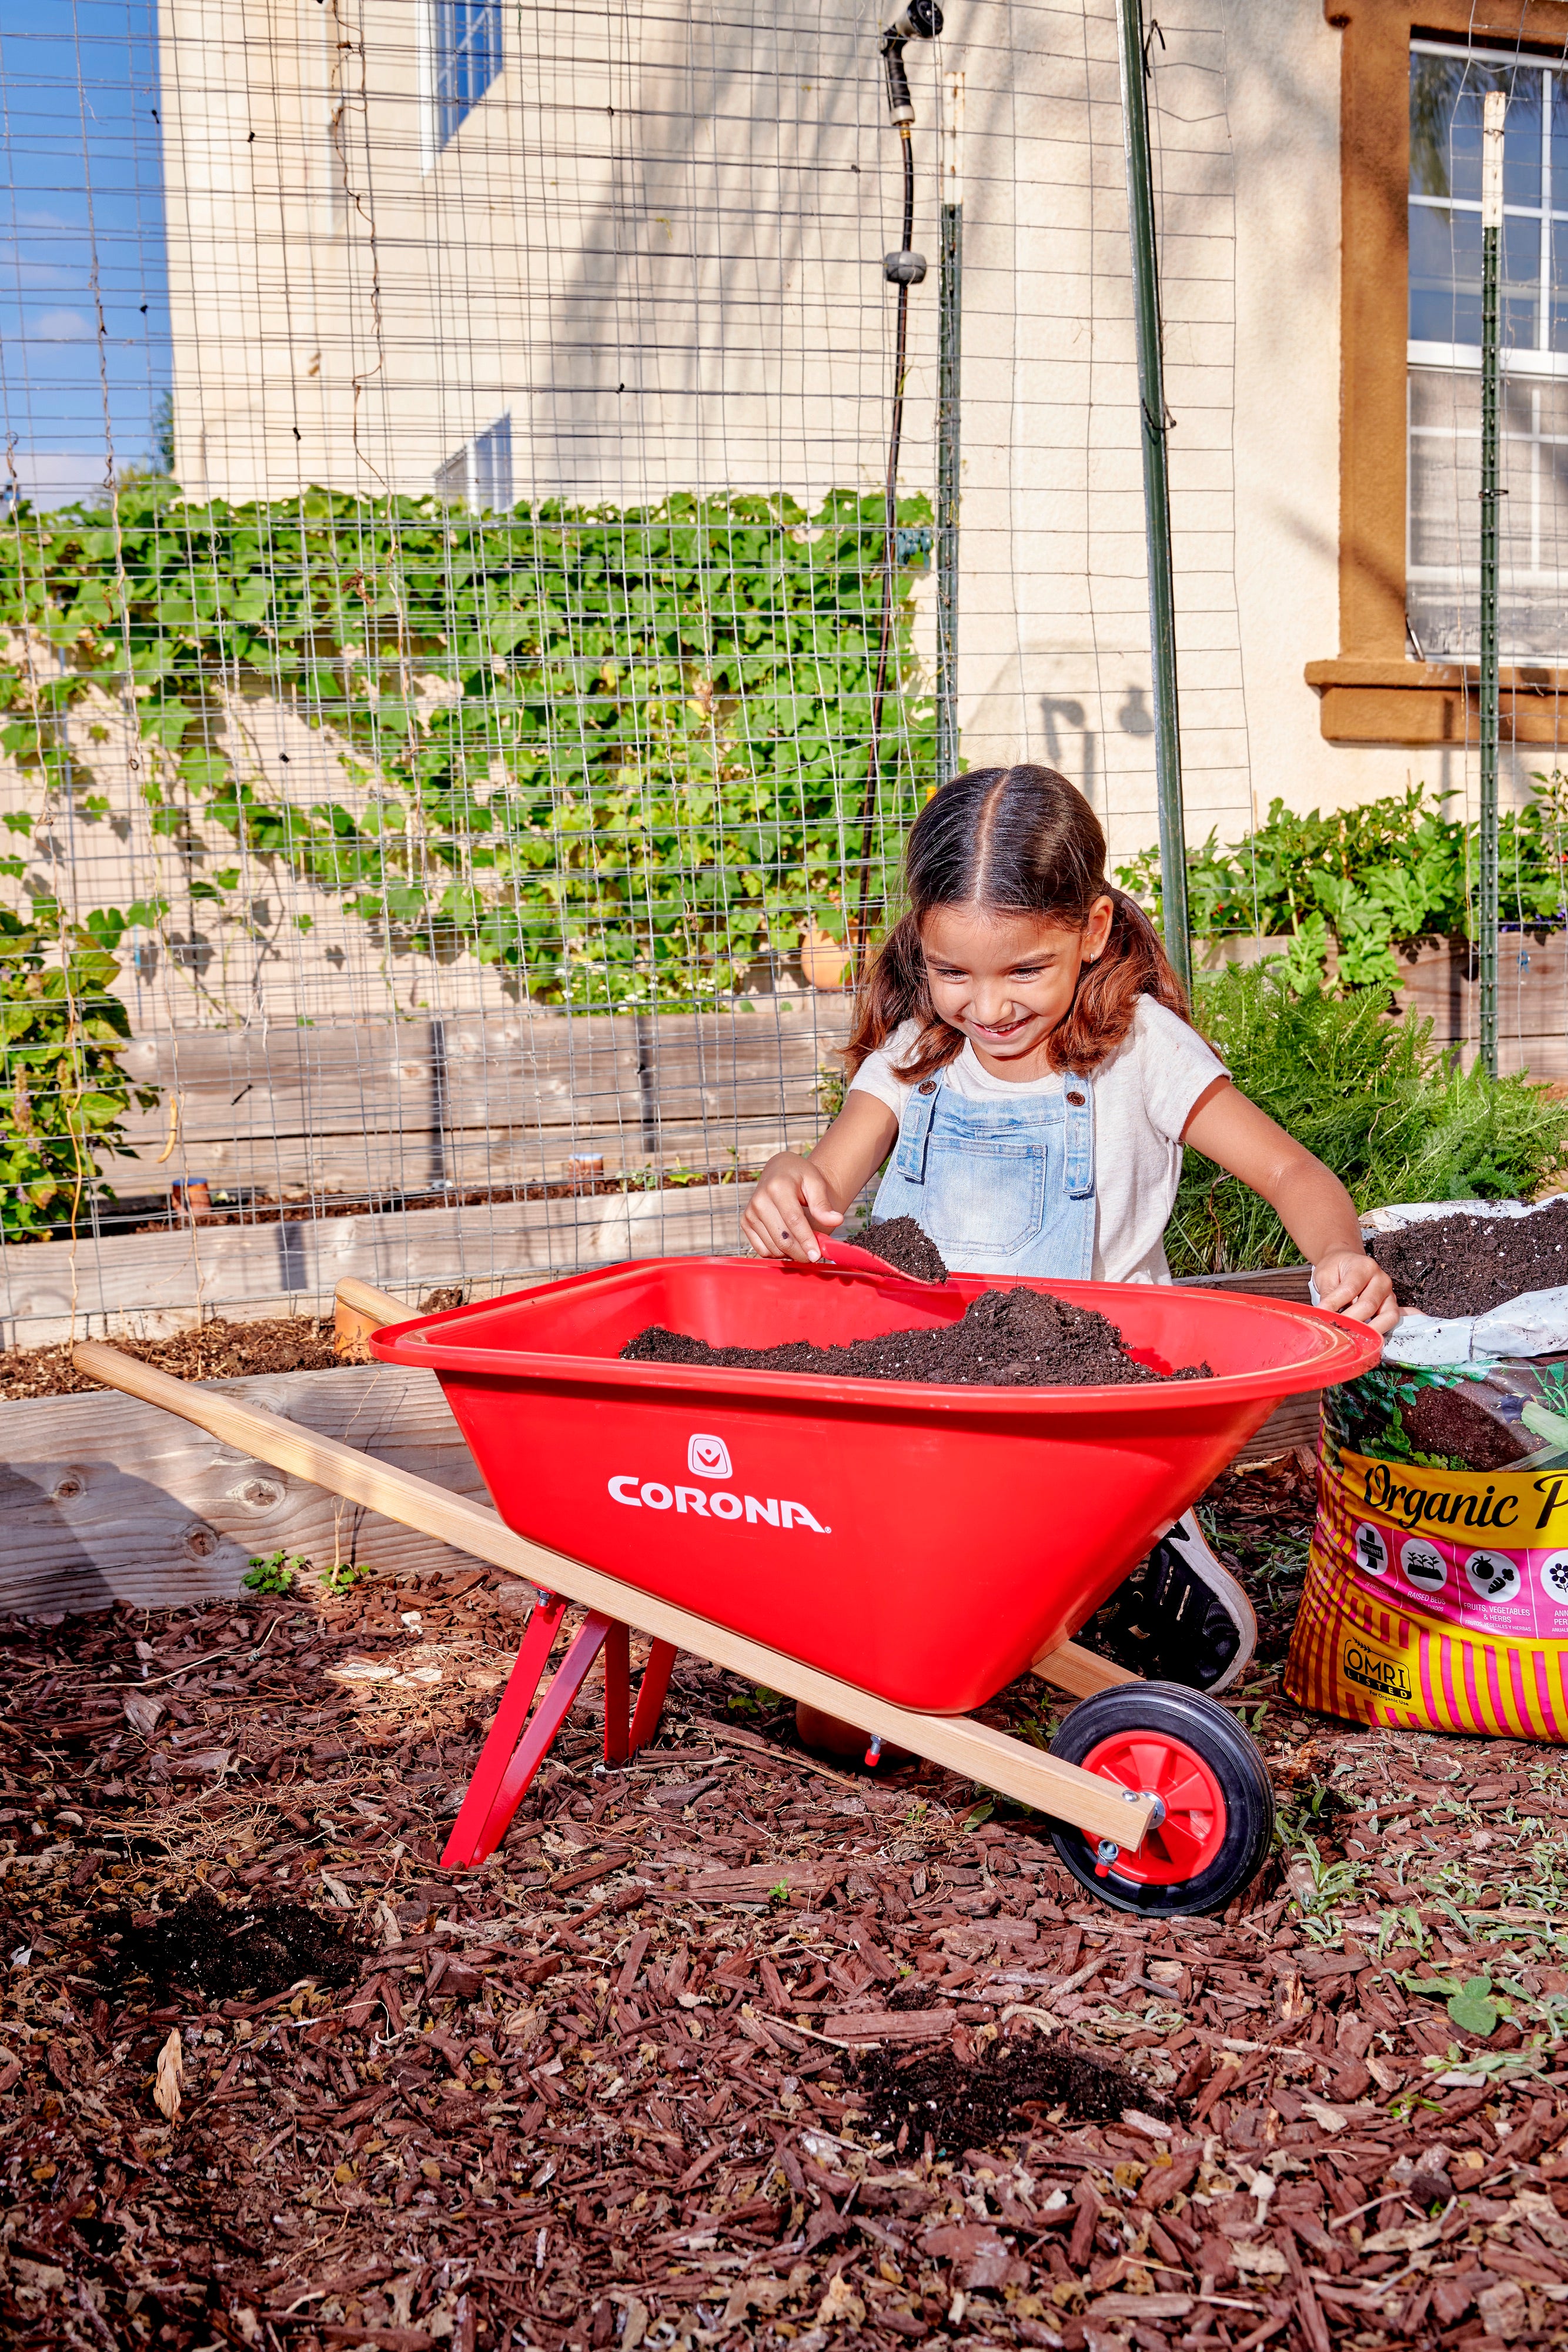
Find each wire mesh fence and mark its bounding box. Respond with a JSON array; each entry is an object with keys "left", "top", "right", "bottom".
[{"left": 0, "top": 0, "right": 1261, "bottom": 1344}]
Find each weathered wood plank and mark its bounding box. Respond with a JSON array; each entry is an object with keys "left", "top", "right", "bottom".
[
  {"left": 0, "top": 1364, "right": 490, "bottom": 1619},
  {"left": 0, "top": 1186, "right": 757, "bottom": 1347},
  {"left": 1394, "top": 933, "right": 1568, "bottom": 1044},
  {"left": 101, "top": 1003, "right": 851, "bottom": 1196}
]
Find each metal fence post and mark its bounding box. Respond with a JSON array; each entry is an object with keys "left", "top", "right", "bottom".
[
  {"left": 1479, "top": 86, "right": 1503, "bottom": 1079},
  {"left": 937, "top": 68, "right": 964, "bottom": 790},
  {"left": 1115, "top": 0, "right": 1189, "bottom": 993}
]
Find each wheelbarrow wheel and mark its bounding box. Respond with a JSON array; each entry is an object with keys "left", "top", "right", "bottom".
[{"left": 1045, "top": 1682, "right": 1274, "bottom": 1917}]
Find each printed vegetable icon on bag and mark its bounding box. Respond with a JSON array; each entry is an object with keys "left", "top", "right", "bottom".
[{"left": 1465, "top": 1551, "right": 1520, "bottom": 1604}]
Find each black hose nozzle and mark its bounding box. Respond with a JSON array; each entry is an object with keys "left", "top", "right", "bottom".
[{"left": 881, "top": 0, "right": 941, "bottom": 127}]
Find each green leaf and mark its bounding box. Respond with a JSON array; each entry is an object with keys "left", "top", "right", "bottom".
[{"left": 1446, "top": 1990, "right": 1500, "bottom": 2036}]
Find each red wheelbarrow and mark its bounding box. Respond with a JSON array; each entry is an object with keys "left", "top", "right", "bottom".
[{"left": 76, "top": 1258, "right": 1379, "bottom": 1918}]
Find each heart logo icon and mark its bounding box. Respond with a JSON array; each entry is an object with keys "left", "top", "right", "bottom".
[{"left": 687, "top": 1433, "right": 732, "bottom": 1481}]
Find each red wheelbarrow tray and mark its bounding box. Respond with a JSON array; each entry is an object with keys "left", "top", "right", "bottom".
[{"left": 371, "top": 1255, "right": 1380, "bottom": 1716}]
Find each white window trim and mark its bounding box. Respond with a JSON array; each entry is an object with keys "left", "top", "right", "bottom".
[
  {"left": 418, "top": 0, "right": 437, "bottom": 175},
  {"left": 1410, "top": 338, "right": 1568, "bottom": 376}
]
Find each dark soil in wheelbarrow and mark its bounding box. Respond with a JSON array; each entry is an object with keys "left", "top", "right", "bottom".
[
  {"left": 1368, "top": 1195, "right": 1568, "bottom": 1317},
  {"left": 625, "top": 1279, "right": 1212, "bottom": 1387}
]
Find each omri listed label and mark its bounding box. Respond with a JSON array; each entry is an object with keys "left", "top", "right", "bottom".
[{"left": 607, "top": 1432, "right": 830, "bottom": 1534}]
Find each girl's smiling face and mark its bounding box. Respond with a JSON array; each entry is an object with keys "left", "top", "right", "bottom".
[{"left": 921, "top": 898, "right": 1114, "bottom": 1075}]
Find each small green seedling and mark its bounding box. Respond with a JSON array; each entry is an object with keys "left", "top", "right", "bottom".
[
  {"left": 243, "top": 1551, "right": 307, "bottom": 1596},
  {"left": 320, "top": 1556, "right": 371, "bottom": 1596},
  {"left": 768, "top": 1882, "right": 791, "bottom": 1907},
  {"left": 1405, "top": 1969, "right": 1505, "bottom": 2037}
]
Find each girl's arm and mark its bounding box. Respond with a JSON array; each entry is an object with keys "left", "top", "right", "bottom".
[
  {"left": 743, "top": 1093, "right": 900, "bottom": 1261},
  {"left": 1182, "top": 1078, "right": 1399, "bottom": 1332}
]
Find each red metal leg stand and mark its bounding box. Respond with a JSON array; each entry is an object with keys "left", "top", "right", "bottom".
[
  {"left": 453, "top": 1612, "right": 614, "bottom": 1867},
  {"left": 603, "top": 1622, "right": 631, "bottom": 1766},
  {"left": 628, "top": 1638, "right": 677, "bottom": 1755},
  {"left": 442, "top": 1593, "right": 566, "bottom": 1869}
]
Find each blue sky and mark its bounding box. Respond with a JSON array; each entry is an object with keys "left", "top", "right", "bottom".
[{"left": 0, "top": 0, "right": 167, "bottom": 506}]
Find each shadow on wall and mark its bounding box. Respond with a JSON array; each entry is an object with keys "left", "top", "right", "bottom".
[{"left": 1033, "top": 684, "right": 1155, "bottom": 808}]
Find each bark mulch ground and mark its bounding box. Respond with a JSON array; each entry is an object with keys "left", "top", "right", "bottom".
[
  {"left": 0, "top": 1317, "right": 345, "bottom": 1402},
  {"left": 5, "top": 1455, "right": 1568, "bottom": 2352}
]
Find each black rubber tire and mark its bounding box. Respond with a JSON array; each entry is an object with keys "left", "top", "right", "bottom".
[{"left": 1045, "top": 1681, "right": 1275, "bottom": 1917}]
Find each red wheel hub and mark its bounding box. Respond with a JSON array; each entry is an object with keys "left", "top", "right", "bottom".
[{"left": 1077, "top": 1729, "right": 1227, "bottom": 1886}]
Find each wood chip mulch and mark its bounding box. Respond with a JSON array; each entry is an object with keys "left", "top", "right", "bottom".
[
  {"left": 4, "top": 1455, "right": 1568, "bottom": 2352},
  {"left": 0, "top": 1317, "right": 343, "bottom": 1401}
]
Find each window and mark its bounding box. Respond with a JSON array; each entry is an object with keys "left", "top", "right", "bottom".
[
  {"left": 1407, "top": 45, "right": 1568, "bottom": 660},
  {"left": 434, "top": 413, "right": 513, "bottom": 511},
  {"left": 431, "top": 1, "right": 502, "bottom": 153},
  {"left": 1305, "top": 0, "right": 1568, "bottom": 749}
]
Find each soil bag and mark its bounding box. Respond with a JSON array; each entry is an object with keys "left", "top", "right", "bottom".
[{"left": 1286, "top": 1197, "right": 1568, "bottom": 1740}]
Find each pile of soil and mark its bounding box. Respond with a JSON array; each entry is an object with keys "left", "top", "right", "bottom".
[
  {"left": 624, "top": 1282, "right": 1211, "bottom": 1388},
  {"left": 1369, "top": 1197, "right": 1568, "bottom": 1317},
  {"left": 0, "top": 1314, "right": 340, "bottom": 1401},
  {"left": 853, "top": 1216, "right": 950, "bottom": 1283},
  {"left": 856, "top": 2030, "right": 1157, "bottom": 2149},
  {"left": 99, "top": 1887, "right": 361, "bottom": 2002}
]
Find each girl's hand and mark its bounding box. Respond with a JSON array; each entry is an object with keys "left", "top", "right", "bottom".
[
  {"left": 743, "top": 1151, "right": 845, "bottom": 1262},
  {"left": 1315, "top": 1247, "right": 1400, "bottom": 1335}
]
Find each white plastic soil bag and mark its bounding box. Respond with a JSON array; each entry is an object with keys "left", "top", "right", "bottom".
[{"left": 1363, "top": 1196, "right": 1568, "bottom": 1367}]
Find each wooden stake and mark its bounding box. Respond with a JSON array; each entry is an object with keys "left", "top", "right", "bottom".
[{"left": 69, "top": 1337, "right": 1156, "bottom": 1847}]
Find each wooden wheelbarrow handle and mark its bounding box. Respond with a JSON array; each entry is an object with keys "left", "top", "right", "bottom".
[{"left": 70, "top": 1324, "right": 1155, "bottom": 1848}]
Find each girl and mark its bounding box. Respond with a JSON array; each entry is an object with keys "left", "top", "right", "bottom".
[{"left": 744, "top": 765, "right": 1399, "bottom": 1696}]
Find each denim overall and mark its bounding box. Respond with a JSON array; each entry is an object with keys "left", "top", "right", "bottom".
[{"left": 870, "top": 1063, "right": 1097, "bottom": 1277}]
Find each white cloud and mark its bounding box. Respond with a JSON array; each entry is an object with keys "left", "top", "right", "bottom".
[
  {"left": 29, "top": 308, "right": 93, "bottom": 341},
  {"left": 3, "top": 453, "right": 112, "bottom": 507}
]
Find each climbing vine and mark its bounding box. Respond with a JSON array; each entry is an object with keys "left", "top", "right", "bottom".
[{"left": 0, "top": 483, "right": 936, "bottom": 1011}]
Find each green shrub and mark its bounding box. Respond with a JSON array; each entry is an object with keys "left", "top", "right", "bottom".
[
  {"left": 1117, "top": 782, "right": 1568, "bottom": 988},
  {"left": 0, "top": 905, "right": 155, "bottom": 1239},
  {"left": 1166, "top": 964, "right": 1568, "bottom": 1275}
]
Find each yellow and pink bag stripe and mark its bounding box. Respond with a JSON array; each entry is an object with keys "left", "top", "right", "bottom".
[{"left": 1286, "top": 1439, "right": 1568, "bottom": 1740}]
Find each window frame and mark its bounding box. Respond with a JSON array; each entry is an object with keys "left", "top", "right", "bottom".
[
  {"left": 420, "top": 0, "right": 503, "bottom": 166},
  {"left": 1306, "top": 0, "right": 1568, "bottom": 745}
]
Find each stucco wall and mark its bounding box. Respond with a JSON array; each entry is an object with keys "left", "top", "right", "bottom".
[{"left": 143, "top": 0, "right": 1523, "bottom": 915}]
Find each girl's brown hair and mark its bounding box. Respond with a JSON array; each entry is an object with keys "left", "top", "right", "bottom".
[{"left": 845, "top": 764, "right": 1189, "bottom": 1083}]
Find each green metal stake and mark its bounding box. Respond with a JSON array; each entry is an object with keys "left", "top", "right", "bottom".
[
  {"left": 1115, "top": 0, "right": 1189, "bottom": 993},
  {"left": 936, "top": 69, "right": 964, "bottom": 789},
  {"left": 1479, "top": 86, "right": 1503, "bottom": 1079}
]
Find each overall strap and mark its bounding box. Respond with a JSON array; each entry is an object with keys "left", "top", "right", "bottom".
[
  {"left": 892, "top": 1069, "right": 945, "bottom": 1185},
  {"left": 1062, "top": 1070, "right": 1096, "bottom": 1200}
]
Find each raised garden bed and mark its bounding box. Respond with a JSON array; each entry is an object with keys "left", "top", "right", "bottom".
[{"left": 0, "top": 1273, "right": 1320, "bottom": 1622}]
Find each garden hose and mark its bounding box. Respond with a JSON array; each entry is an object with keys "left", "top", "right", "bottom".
[{"left": 852, "top": 3, "right": 942, "bottom": 974}]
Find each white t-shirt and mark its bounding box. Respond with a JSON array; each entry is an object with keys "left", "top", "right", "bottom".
[{"left": 848, "top": 994, "right": 1228, "bottom": 1284}]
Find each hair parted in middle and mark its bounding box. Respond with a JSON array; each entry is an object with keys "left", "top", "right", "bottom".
[{"left": 844, "top": 763, "right": 1190, "bottom": 1081}]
